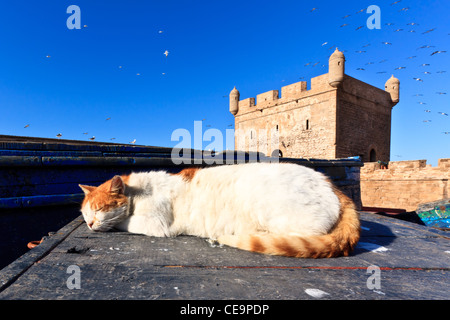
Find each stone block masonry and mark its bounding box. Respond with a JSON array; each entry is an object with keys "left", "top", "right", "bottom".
[{"left": 361, "top": 159, "right": 450, "bottom": 212}]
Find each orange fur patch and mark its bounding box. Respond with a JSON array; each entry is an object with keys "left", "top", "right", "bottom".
[
  {"left": 250, "top": 236, "right": 265, "bottom": 253},
  {"left": 173, "top": 167, "right": 200, "bottom": 182}
]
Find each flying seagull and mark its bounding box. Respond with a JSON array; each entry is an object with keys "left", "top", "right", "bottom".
[
  {"left": 417, "top": 45, "right": 435, "bottom": 49},
  {"left": 431, "top": 50, "right": 447, "bottom": 56},
  {"left": 422, "top": 28, "right": 436, "bottom": 34},
  {"left": 163, "top": 50, "right": 169, "bottom": 57}
]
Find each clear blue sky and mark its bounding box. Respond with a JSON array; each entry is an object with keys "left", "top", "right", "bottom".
[{"left": 0, "top": 0, "right": 448, "bottom": 165}]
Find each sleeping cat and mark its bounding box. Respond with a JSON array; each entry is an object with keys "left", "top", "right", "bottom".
[{"left": 79, "top": 162, "right": 360, "bottom": 258}]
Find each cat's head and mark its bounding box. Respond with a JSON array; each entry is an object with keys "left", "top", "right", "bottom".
[{"left": 79, "top": 175, "right": 129, "bottom": 232}]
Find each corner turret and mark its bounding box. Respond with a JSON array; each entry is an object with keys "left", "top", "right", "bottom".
[
  {"left": 385, "top": 75, "right": 400, "bottom": 106},
  {"left": 328, "top": 48, "right": 345, "bottom": 88},
  {"left": 229, "top": 86, "right": 240, "bottom": 115}
]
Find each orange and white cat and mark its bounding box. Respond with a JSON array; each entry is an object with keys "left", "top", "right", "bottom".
[{"left": 79, "top": 162, "right": 360, "bottom": 258}]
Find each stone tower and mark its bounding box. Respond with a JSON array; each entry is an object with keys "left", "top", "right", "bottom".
[
  {"left": 229, "top": 49, "right": 400, "bottom": 163},
  {"left": 229, "top": 86, "right": 240, "bottom": 116},
  {"left": 328, "top": 48, "right": 345, "bottom": 88},
  {"left": 385, "top": 75, "right": 400, "bottom": 105}
]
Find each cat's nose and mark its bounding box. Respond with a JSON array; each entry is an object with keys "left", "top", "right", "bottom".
[{"left": 87, "top": 222, "right": 94, "bottom": 229}]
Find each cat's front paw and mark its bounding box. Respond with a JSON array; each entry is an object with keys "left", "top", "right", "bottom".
[{"left": 206, "top": 238, "right": 223, "bottom": 248}]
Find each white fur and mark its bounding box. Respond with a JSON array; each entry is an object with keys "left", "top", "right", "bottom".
[{"left": 111, "top": 163, "right": 340, "bottom": 239}]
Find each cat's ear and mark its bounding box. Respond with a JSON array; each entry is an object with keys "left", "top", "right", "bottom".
[
  {"left": 79, "top": 184, "right": 96, "bottom": 195},
  {"left": 110, "top": 175, "right": 125, "bottom": 194}
]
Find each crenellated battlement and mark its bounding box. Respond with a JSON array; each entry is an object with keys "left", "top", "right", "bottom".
[
  {"left": 362, "top": 159, "right": 450, "bottom": 172},
  {"left": 234, "top": 74, "right": 332, "bottom": 115},
  {"left": 361, "top": 159, "right": 450, "bottom": 211},
  {"left": 230, "top": 49, "right": 399, "bottom": 117}
]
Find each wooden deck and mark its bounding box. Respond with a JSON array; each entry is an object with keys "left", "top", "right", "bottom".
[{"left": 0, "top": 211, "right": 448, "bottom": 300}]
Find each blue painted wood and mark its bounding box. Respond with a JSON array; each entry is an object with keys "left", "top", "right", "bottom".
[
  {"left": 0, "top": 194, "right": 84, "bottom": 209},
  {"left": 0, "top": 156, "right": 41, "bottom": 166},
  {"left": 0, "top": 150, "right": 103, "bottom": 157}
]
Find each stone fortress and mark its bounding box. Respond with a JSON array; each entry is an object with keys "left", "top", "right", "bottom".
[
  {"left": 229, "top": 49, "right": 449, "bottom": 213},
  {"left": 229, "top": 48, "right": 399, "bottom": 163}
]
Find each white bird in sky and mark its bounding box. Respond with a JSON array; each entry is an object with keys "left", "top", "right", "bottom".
[
  {"left": 130, "top": 139, "right": 136, "bottom": 144},
  {"left": 163, "top": 50, "right": 169, "bottom": 57}
]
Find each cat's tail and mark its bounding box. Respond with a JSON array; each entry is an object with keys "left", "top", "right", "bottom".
[{"left": 217, "top": 188, "right": 360, "bottom": 258}]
